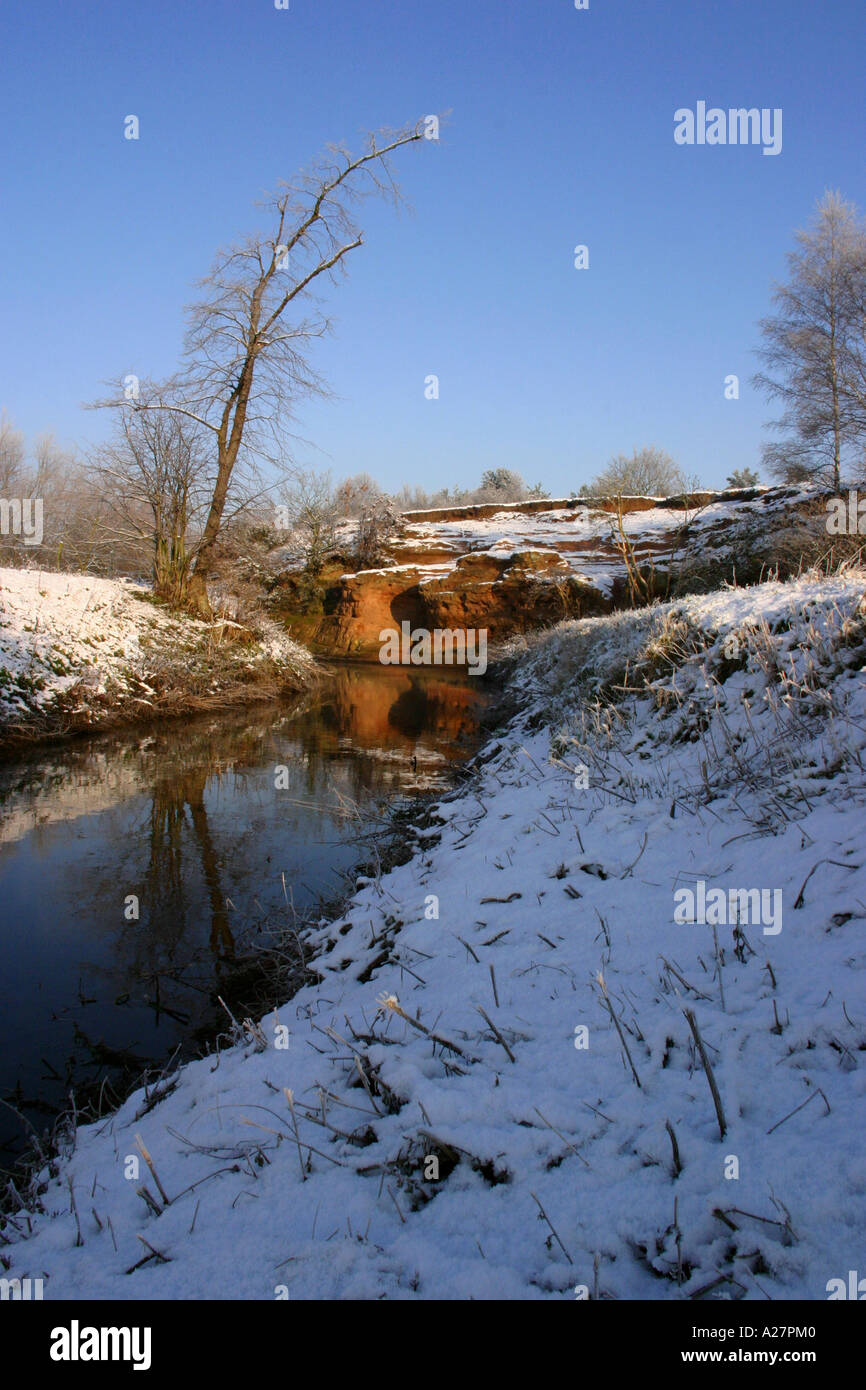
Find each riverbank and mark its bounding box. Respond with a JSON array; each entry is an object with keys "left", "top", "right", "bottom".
[
  {"left": 3, "top": 566, "right": 865, "bottom": 1299},
  {"left": 0, "top": 567, "right": 321, "bottom": 751}
]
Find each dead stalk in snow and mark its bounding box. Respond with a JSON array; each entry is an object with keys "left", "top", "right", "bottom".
[
  {"left": 596, "top": 972, "right": 641, "bottom": 1088},
  {"left": 283, "top": 1088, "right": 307, "bottom": 1181},
  {"left": 67, "top": 1177, "right": 83, "bottom": 1247},
  {"left": 135, "top": 1133, "right": 171, "bottom": 1207},
  {"left": 533, "top": 1107, "right": 591, "bottom": 1169},
  {"left": 530, "top": 1191, "right": 573, "bottom": 1264},
  {"left": 661, "top": 956, "right": 712, "bottom": 1001},
  {"left": 354, "top": 1057, "right": 383, "bottom": 1115},
  {"left": 377, "top": 993, "right": 473, "bottom": 1060},
  {"left": 712, "top": 925, "right": 726, "bottom": 1012},
  {"left": 475, "top": 1006, "right": 516, "bottom": 1063},
  {"left": 683, "top": 1008, "right": 726, "bottom": 1139},
  {"left": 387, "top": 1185, "right": 406, "bottom": 1224},
  {"left": 665, "top": 1119, "right": 682, "bottom": 1177},
  {"left": 136, "top": 1185, "right": 162, "bottom": 1218},
  {"left": 766, "top": 1086, "right": 830, "bottom": 1135}
]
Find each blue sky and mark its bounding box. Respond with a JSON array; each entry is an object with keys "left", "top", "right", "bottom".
[{"left": 1, "top": 0, "right": 863, "bottom": 494}]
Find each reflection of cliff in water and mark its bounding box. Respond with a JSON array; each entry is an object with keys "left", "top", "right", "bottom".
[
  {"left": 128, "top": 666, "right": 488, "bottom": 958},
  {"left": 0, "top": 666, "right": 488, "bottom": 846},
  {"left": 298, "top": 664, "right": 489, "bottom": 764}
]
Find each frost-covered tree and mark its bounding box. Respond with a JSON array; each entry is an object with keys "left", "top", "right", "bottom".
[
  {"left": 277, "top": 468, "right": 337, "bottom": 575},
  {"left": 754, "top": 191, "right": 866, "bottom": 489},
  {"left": 581, "top": 446, "right": 687, "bottom": 498}
]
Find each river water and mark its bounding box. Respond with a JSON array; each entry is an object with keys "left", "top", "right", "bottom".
[{"left": 0, "top": 664, "right": 490, "bottom": 1167}]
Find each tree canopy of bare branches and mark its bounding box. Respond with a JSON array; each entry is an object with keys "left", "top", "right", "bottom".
[
  {"left": 275, "top": 468, "right": 338, "bottom": 575},
  {"left": 0, "top": 413, "right": 106, "bottom": 568},
  {"left": 580, "top": 446, "right": 689, "bottom": 498},
  {"left": 335, "top": 474, "right": 399, "bottom": 568},
  {"left": 92, "top": 410, "right": 214, "bottom": 603}
]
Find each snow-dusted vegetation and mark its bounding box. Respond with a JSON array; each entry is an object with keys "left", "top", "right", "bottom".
[
  {"left": 0, "top": 568, "right": 318, "bottom": 743},
  {"left": 5, "top": 566, "right": 865, "bottom": 1300}
]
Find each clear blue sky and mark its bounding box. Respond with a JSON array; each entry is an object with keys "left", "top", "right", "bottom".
[{"left": 1, "top": 0, "right": 863, "bottom": 494}]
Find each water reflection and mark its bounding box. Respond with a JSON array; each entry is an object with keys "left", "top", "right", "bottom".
[{"left": 0, "top": 665, "right": 489, "bottom": 1164}]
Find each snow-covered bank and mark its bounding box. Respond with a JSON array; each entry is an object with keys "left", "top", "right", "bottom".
[
  {"left": 389, "top": 484, "right": 821, "bottom": 594},
  {"left": 0, "top": 568, "right": 319, "bottom": 746},
  {"left": 4, "top": 569, "right": 866, "bottom": 1300}
]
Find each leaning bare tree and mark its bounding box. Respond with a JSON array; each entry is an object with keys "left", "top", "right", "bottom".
[
  {"left": 92, "top": 120, "right": 429, "bottom": 615},
  {"left": 754, "top": 190, "right": 866, "bottom": 490}
]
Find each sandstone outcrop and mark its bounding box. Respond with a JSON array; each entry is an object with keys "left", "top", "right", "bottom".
[
  {"left": 270, "top": 486, "right": 819, "bottom": 662},
  {"left": 279, "top": 549, "right": 609, "bottom": 658},
  {"left": 420, "top": 550, "right": 607, "bottom": 639}
]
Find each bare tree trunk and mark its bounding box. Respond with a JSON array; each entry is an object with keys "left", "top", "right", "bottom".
[
  {"left": 154, "top": 533, "right": 192, "bottom": 607},
  {"left": 829, "top": 253, "right": 843, "bottom": 492},
  {"left": 185, "top": 364, "right": 254, "bottom": 615}
]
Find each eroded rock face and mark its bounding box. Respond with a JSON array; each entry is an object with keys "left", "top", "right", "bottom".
[
  {"left": 293, "top": 550, "right": 609, "bottom": 658},
  {"left": 313, "top": 567, "right": 428, "bottom": 658},
  {"left": 270, "top": 487, "right": 798, "bottom": 661},
  {"left": 420, "top": 550, "right": 607, "bottom": 640}
]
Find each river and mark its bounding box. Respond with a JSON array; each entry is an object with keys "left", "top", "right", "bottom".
[{"left": 0, "top": 664, "right": 490, "bottom": 1168}]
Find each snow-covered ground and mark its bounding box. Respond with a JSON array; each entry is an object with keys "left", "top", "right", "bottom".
[
  {"left": 4, "top": 567, "right": 865, "bottom": 1300},
  {"left": 387, "top": 487, "right": 816, "bottom": 594},
  {"left": 0, "top": 567, "right": 316, "bottom": 738}
]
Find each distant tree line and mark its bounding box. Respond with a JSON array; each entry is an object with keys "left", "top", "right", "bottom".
[
  {"left": 0, "top": 412, "right": 107, "bottom": 569},
  {"left": 392, "top": 468, "right": 550, "bottom": 511}
]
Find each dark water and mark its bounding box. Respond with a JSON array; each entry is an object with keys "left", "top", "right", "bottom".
[{"left": 0, "top": 664, "right": 489, "bottom": 1166}]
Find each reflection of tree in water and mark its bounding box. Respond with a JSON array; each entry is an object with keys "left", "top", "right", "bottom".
[
  {"left": 142, "top": 780, "right": 188, "bottom": 955},
  {"left": 108, "top": 721, "right": 267, "bottom": 985},
  {"left": 0, "top": 665, "right": 494, "bottom": 1163},
  {"left": 127, "top": 716, "right": 348, "bottom": 973},
  {"left": 186, "top": 777, "right": 235, "bottom": 958},
  {"left": 145, "top": 763, "right": 235, "bottom": 962},
  {"left": 25, "top": 667, "right": 489, "bottom": 987}
]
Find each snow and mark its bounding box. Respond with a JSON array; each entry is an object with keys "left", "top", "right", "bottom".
[
  {"left": 0, "top": 569, "right": 143, "bottom": 714},
  {"left": 0, "top": 567, "right": 315, "bottom": 731},
  {"left": 388, "top": 487, "right": 814, "bottom": 593},
  {"left": 4, "top": 566, "right": 866, "bottom": 1301}
]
